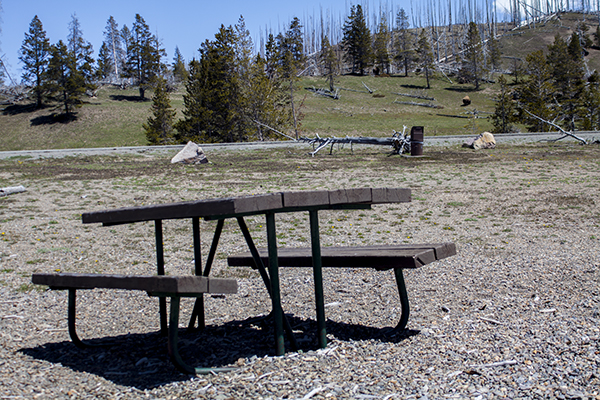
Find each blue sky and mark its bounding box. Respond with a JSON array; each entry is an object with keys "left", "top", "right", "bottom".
[
  {"left": 0, "top": 0, "right": 397, "bottom": 80},
  {"left": 1, "top": 0, "right": 512, "bottom": 82}
]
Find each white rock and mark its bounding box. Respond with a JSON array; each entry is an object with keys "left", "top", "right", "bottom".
[{"left": 170, "top": 141, "right": 208, "bottom": 164}]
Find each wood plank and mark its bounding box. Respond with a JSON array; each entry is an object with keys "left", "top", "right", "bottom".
[
  {"left": 282, "top": 190, "right": 330, "bottom": 208},
  {"left": 328, "top": 188, "right": 372, "bottom": 205},
  {"left": 32, "top": 273, "right": 237, "bottom": 294},
  {"left": 371, "top": 188, "right": 411, "bottom": 204},
  {"left": 82, "top": 193, "right": 283, "bottom": 225},
  {"left": 227, "top": 243, "right": 456, "bottom": 270}
]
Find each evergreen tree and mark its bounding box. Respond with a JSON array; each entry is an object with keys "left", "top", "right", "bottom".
[
  {"left": 172, "top": 46, "right": 188, "bottom": 83},
  {"left": 19, "top": 15, "right": 50, "bottom": 108},
  {"left": 490, "top": 75, "right": 517, "bottom": 133},
  {"left": 143, "top": 76, "right": 176, "bottom": 144},
  {"left": 342, "top": 5, "right": 372, "bottom": 75},
  {"left": 96, "top": 42, "right": 113, "bottom": 80},
  {"left": 44, "top": 40, "right": 85, "bottom": 116},
  {"left": 175, "top": 25, "right": 240, "bottom": 143},
  {"left": 487, "top": 35, "right": 502, "bottom": 72},
  {"left": 103, "top": 16, "right": 124, "bottom": 79},
  {"left": 459, "top": 22, "right": 487, "bottom": 90},
  {"left": 120, "top": 24, "right": 133, "bottom": 79},
  {"left": 547, "top": 33, "right": 585, "bottom": 130},
  {"left": 516, "top": 50, "right": 555, "bottom": 132},
  {"left": 320, "top": 35, "right": 338, "bottom": 91},
  {"left": 415, "top": 29, "right": 434, "bottom": 89},
  {"left": 246, "top": 54, "right": 290, "bottom": 141},
  {"left": 67, "top": 14, "right": 95, "bottom": 92},
  {"left": 125, "top": 14, "right": 164, "bottom": 99},
  {"left": 373, "top": 15, "right": 391, "bottom": 74},
  {"left": 581, "top": 71, "right": 600, "bottom": 130},
  {"left": 394, "top": 8, "right": 414, "bottom": 77}
]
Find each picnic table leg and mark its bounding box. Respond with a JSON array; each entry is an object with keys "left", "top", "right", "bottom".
[
  {"left": 168, "top": 296, "right": 236, "bottom": 375},
  {"left": 189, "top": 219, "right": 224, "bottom": 330},
  {"left": 393, "top": 268, "right": 410, "bottom": 331},
  {"left": 155, "top": 220, "right": 168, "bottom": 335},
  {"left": 309, "top": 210, "right": 327, "bottom": 349},
  {"left": 237, "top": 217, "right": 298, "bottom": 351},
  {"left": 266, "top": 212, "right": 285, "bottom": 356},
  {"left": 67, "top": 289, "right": 86, "bottom": 348}
]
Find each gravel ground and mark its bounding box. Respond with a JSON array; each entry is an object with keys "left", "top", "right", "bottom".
[{"left": 0, "top": 143, "right": 599, "bottom": 399}]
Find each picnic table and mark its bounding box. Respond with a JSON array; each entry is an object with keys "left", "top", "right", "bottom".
[{"left": 79, "top": 188, "right": 415, "bottom": 356}]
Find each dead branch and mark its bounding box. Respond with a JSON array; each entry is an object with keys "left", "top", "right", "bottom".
[
  {"left": 391, "top": 92, "right": 435, "bottom": 101},
  {"left": 305, "top": 87, "right": 340, "bottom": 100},
  {"left": 361, "top": 81, "right": 374, "bottom": 94},
  {"left": 252, "top": 120, "right": 297, "bottom": 141},
  {"left": 393, "top": 99, "right": 443, "bottom": 109},
  {"left": 522, "top": 109, "right": 588, "bottom": 145}
]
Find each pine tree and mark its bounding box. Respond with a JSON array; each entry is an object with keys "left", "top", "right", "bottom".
[
  {"left": 490, "top": 75, "right": 517, "bottom": 133},
  {"left": 19, "top": 15, "right": 50, "bottom": 108},
  {"left": 342, "top": 5, "right": 372, "bottom": 75},
  {"left": 143, "top": 76, "right": 176, "bottom": 144},
  {"left": 44, "top": 40, "right": 86, "bottom": 117},
  {"left": 175, "top": 25, "right": 240, "bottom": 143},
  {"left": 96, "top": 42, "right": 113, "bottom": 80},
  {"left": 125, "top": 14, "right": 164, "bottom": 99},
  {"left": 581, "top": 71, "right": 600, "bottom": 130},
  {"left": 547, "top": 33, "right": 585, "bottom": 131},
  {"left": 487, "top": 35, "right": 502, "bottom": 72},
  {"left": 516, "top": 50, "right": 555, "bottom": 132},
  {"left": 67, "top": 14, "right": 95, "bottom": 92},
  {"left": 246, "top": 54, "right": 290, "bottom": 141},
  {"left": 373, "top": 15, "right": 391, "bottom": 74},
  {"left": 394, "top": 8, "right": 414, "bottom": 77},
  {"left": 320, "top": 35, "right": 338, "bottom": 91},
  {"left": 459, "top": 22, "right": 487, "bottom": 90},
  {"left": 172, "top": 46, "right": 188, "bottom": 83},
  {"left": 103, "top": 16, "right": 124, "bottom": 79},
  {"left": 415, "top": 29, "right": 434, "bottom": 89}
]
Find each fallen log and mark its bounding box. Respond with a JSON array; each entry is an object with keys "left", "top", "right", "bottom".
[
  {"left": 0, "top": 185, "right": 26, "bottom": 197},
  {"left": 392, "top": 92, "right": 435, "bottom": 101},
  {"left": 393, "top": 100, "right": 443, "bottom": 109}
]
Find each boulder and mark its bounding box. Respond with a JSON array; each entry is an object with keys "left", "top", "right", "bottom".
[
  {"left": 462, "top": 132, "right": 496, "bottom": 150},
  {"left": 171, "top": 141, "right": 208, "bottom": 164}
]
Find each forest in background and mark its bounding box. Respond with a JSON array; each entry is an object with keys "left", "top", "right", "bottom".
[{"left": 3, "top": 1, "right": 600, "bottom": 149}]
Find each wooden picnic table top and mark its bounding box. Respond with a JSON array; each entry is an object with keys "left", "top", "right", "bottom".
[{"left": 81, "top": 187, "right": 411, "bottom": 226}]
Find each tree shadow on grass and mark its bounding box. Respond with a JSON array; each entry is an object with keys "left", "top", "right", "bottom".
[
  {"left": 110, "top": 94, "right": 149, "bottom": 102},
  {"left": 20, "top": 314, "right": 418, "bottom": 389},
  {"left": 445, "top": 86, "right": 478, "bottom": 93},
  {"left": 30, "top": 113, "right": 78, "bottom": 126},
  {"left": 2, "top": 103, "right": 41, "bottom": 116},
  {"left": 400, "top": 83, "right": 428, "bottom": 90}
]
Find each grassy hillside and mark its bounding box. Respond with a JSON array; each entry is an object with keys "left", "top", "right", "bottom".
[{"left": 2, "top": 12, "right": 600, "bottom": 151}]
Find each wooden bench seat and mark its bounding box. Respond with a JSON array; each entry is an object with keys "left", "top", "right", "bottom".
[
  {"left": 227, "top": 243, "right": 456, "bottom": 331},
  {"left": 32, "top": 273, "right": 237, "bottom": 375}
]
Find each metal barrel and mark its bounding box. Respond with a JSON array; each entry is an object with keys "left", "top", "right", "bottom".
[{"left": 410, "top": 126, "right": 424, "bottom": 156}]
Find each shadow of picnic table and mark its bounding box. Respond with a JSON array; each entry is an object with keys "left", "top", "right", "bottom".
[{"left": 20, "top": 314, "right": 418, "bottom": 389}]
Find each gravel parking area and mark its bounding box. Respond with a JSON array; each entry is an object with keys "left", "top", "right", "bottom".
[{"left": 0, "top": 143, "right": 599, "bottom": 399}]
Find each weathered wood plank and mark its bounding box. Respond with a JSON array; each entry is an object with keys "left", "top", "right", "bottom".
[
  {"left": 328, "top": 188, "right": 372, "bottom": 205},
  {"left": 228, "top": 243, "right": 456, "bottom": 270},
  {"left": 282, "top": 190, "right": 330, "bottom": 208},
  {"left": 371, "top": 188, "right": 411, "bottom": 204},
  {"left": 32, "top": 273, "right": 237, "bottom": 294}
]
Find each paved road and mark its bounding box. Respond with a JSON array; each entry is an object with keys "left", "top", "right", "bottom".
[{"left": 0, "top": 132, "right": 597, "bottom": 160}]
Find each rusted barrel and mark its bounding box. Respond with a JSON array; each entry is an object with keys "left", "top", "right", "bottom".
[{"left": 410, "top": 126, "right": 424, "bottom": 156}]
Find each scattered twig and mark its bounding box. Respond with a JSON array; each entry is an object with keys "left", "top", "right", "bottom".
[
  {"left": 479, "top": 316, "right": 504, "bottom": 325},
  {"left": 469, "top": 360, "right": 518, "bottom": 368},
  {"left": 299, "top": 386, "right": 326, "bottom": 400}
]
